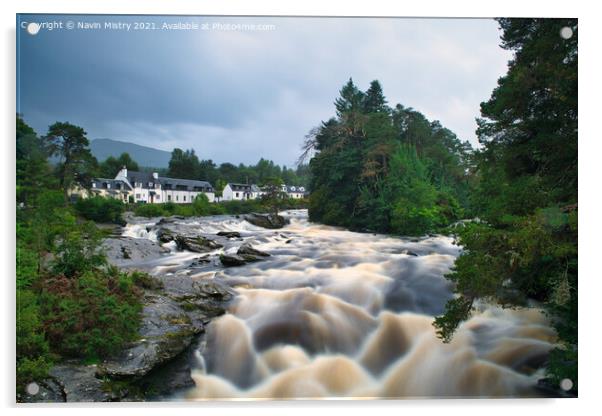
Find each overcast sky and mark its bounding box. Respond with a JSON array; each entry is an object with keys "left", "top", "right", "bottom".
[{"left": 17, "top": 15, "right": 512, "bottom": 167}]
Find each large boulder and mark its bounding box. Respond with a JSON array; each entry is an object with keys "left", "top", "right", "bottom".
[
  {"left": 49, "top": 364, "right": 123, "bottom": 402},
  {"left": 102, "top": 237, "right": 170, "bottom": 267},
  {"left": 174, "top": 235, "right": 223, "bottom": 253},
  {"left": 17, "top": 378, "right": 65, "bottom": 403},
  {"left": 243, "top": 213, "right": 290, "bottom": 229},
  {"left": 97, "top": 294, "right": 203, "bottom": 379}
]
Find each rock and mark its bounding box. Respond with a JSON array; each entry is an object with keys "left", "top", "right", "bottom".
[
  {"left": 220, "top": 254, "right": 250, "bottom": 267},
  {"left": 49, "top": 364, "right": 121, "bottom": 402},
  {"left": 243, "top": 213, "right": 290, "bottom": 229},
  {"left": 400, "top": 249, "right": 419, "bottom": 257},
  {"left": 18, "top": 378, "right": 65, "bottom": 403},
  {"left": 168, "top": 279, "right": 236, "bottom": 317},
  {"left": 217, "top": 231, "right": 241, "bottom": 238},
  {"left": 175, "top": 235, "right": 223, "bottom": 253},
  {"left": 237, "top": 243, "right": 270, "bottom": 257},
  {"left": 102, "top": 237, "right": 170, "bottom": 267},
  {"left": 190, "top": 255, "right": 211, "bottom": 267},
  {"left": 97, "top": 294, "right": 203, "bottom": 379},
  {"left": 121, "top": 246, "right": 131, "bottom": 259},
  {"left": 156, "top": 228, "right": 175, "bottom": 243}
]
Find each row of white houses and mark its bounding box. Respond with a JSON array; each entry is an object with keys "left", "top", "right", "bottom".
[
  {"left": 72, "top": 167, "right": 307, "bottom": 204},
  {"left": 221, "top": 183, "right": 306, "bottom": 201}
]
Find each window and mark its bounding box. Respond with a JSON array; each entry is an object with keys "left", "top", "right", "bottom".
[
  {"left": 176, "top": 196, "right": 179, "bottom": 201},
  {"left": 168, "top": 195, "right": 171, "bottom": 202},
  {"left": 136, "top": 193, "right": 141, "bottom": 199},
  {"left": 235, "top": 192, "right": 239, "bottom": 198},
  {"left": 183, "top": 195, "right": 186, "bottom": 202},
  {"left": 156, "top": 195, "right": 160, "bottom": 200}
]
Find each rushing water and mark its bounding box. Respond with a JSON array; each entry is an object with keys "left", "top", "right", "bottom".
[{"left": 126, "top": 209, "right": 556, "bottom": 400}]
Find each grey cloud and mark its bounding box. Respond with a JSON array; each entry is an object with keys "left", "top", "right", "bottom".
[{"left": 17, "top": 15, "right": 511, "bottom": 165}]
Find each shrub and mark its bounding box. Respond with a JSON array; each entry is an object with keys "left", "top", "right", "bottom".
[
  {"left": 75, "top": 196, "right": 125, "bottom": 225},
  {"left": 40, "top": 268, "right": 142, "bottom": 359},
  {"left": 192, "top": 194, "right": 211, "bottom": 216},
  {"left": 134, "top": 203, "right": 165, "bottom": 218}
]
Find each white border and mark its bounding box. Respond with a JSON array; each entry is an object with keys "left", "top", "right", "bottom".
[{"left": 3, "top": 1, "right": 600, "bottom": 416}]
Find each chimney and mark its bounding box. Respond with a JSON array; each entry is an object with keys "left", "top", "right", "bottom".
[{"left": 152, "top": 172, "right": 159, "bottom": 180}]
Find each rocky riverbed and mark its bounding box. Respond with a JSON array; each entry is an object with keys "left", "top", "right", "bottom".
[{"left": 22, "top": 210, "right": 561, "bottom": 402}]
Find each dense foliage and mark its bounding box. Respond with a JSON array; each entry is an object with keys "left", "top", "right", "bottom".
[
  {"left": 304, "top": 79, "right": 472, "bottom": 235},
  {"left": 164, "top": 147, "right": 311, "bottom": 196},
  {"left": 16, "top": 118, "right": 146, "bottom": 393},
  {"left": 433, "top": 18, "right": 578, "bottom": 392},
  {"left": 75, "top": 195, "right": 126, "bottom": 225}
]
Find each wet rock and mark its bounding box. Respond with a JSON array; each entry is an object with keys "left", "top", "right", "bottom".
[
  {"left": 220, "top": 254, "right": 250, "bottom": 267},
  {"left": 169, "top": 279, "right": 236, "bottom": 317},
  {"left": 217, "top": 231, "right": 241, "bottom": 238},
  {"left": 175, "top": 235, "right": 223, "bottom": 253},
  {"left": 102, "top": 237, "right": 170, "bottom": 267},
  {"left": 18, "top": 378, "right": 65, "bottom": 403},
  {"left": 243, "top": 213, "right": 290, "bottom": 229},
  {"left": 97, "top": 294, "right": 203, "bottom": 379},
  {"left": 219, "top": 254, "right": 261, "bottom": 267},
  {"left": 49, "top": 364, "right": 121, "bottom": 402},
  {"left": 237, "top": 243, "right": 270, "bottom": 257},
  {"left": 400, "top": 249, "right": 419, "bottom": 257},
  {"left": 190, "top": 255, "right": 211, "bottom": 267},
  {"left": 156, "top": 227, "right": 175, "bottom": 243}
]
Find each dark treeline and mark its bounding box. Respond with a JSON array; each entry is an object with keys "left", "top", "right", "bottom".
[{"left": 303, "top": 78, "right": 473, "bottom": 235}]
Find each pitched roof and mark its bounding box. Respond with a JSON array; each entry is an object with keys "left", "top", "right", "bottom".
[
  {"left": 123, "top": 171, "right": 214, "bottom": 191},
  {"left": 227, "top": 183, "right": 253, "bottom": 191},
  {"left": 159, "top": 177, "right": 214, "bottom": 191},
  {"left": 92, "top": 178, "right": 132, "bottom": 191}
]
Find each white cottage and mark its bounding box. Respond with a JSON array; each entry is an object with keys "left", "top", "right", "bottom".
[
  {"left": 115, "top": 168, "right": 215, "bottom": 204},
  {"left": 222, "top": 183, "right": 255, "bottom": 201}
]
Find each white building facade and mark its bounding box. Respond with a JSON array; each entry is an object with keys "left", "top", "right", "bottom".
[
  {"left": 82, "top": 168, "right": 215, "bottom": 204},
  {"left": 222, "top": 182, "right": 306, "bottom": 201}
]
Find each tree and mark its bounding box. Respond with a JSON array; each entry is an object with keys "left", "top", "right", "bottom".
[
  {"left": 98, "top": 153, "right": 139, "bottom": 178},
  {"left": 433, "top": 18, "right": 578, "bottom": 392},
  {"left": 45, "top": 122, "right": 95, "bottom": 201},
  {"left": 261, "top": 177, "right": 285, "bottom": 215},
  {"left": 16, "top": 116, "right": 55, "bottom": 205},
  {"left": 167, "top": 148, "right": 201, "bottom": 179},
  {"left": 363, "top": 80, "right": 388, "bottom": 113},
  {"left": 305, "top": 79, "right": 471, "bottom": 234}
]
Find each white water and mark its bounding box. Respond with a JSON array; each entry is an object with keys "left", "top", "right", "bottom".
[{"left": 127, "top": 210, "right": 556, "bottom": 399}]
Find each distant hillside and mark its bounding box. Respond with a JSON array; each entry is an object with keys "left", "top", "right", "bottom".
[{"left": 90, "top": 139, "right": 171, "bottom": 168}]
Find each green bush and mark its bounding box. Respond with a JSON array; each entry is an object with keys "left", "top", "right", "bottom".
[
  {"left": 40, "top": 268, "right": 142, "bottom": 360},
  {"left": 75, "top": 196, "right": 125, "bottom": 225},
  {"left": 134, "top": 203, "right": 165, "bottom": 218},
  {"left": 192, "top": 194, "right": 211, "bottom": 216}
]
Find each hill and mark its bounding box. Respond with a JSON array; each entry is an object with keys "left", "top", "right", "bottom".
[{"left": 90, "top": 139, "right": 171, "bottom": 168}]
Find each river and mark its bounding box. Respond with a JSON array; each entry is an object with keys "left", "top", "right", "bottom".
[{"left": 122, "top": 209, "right": 556, "bottom": 400}]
